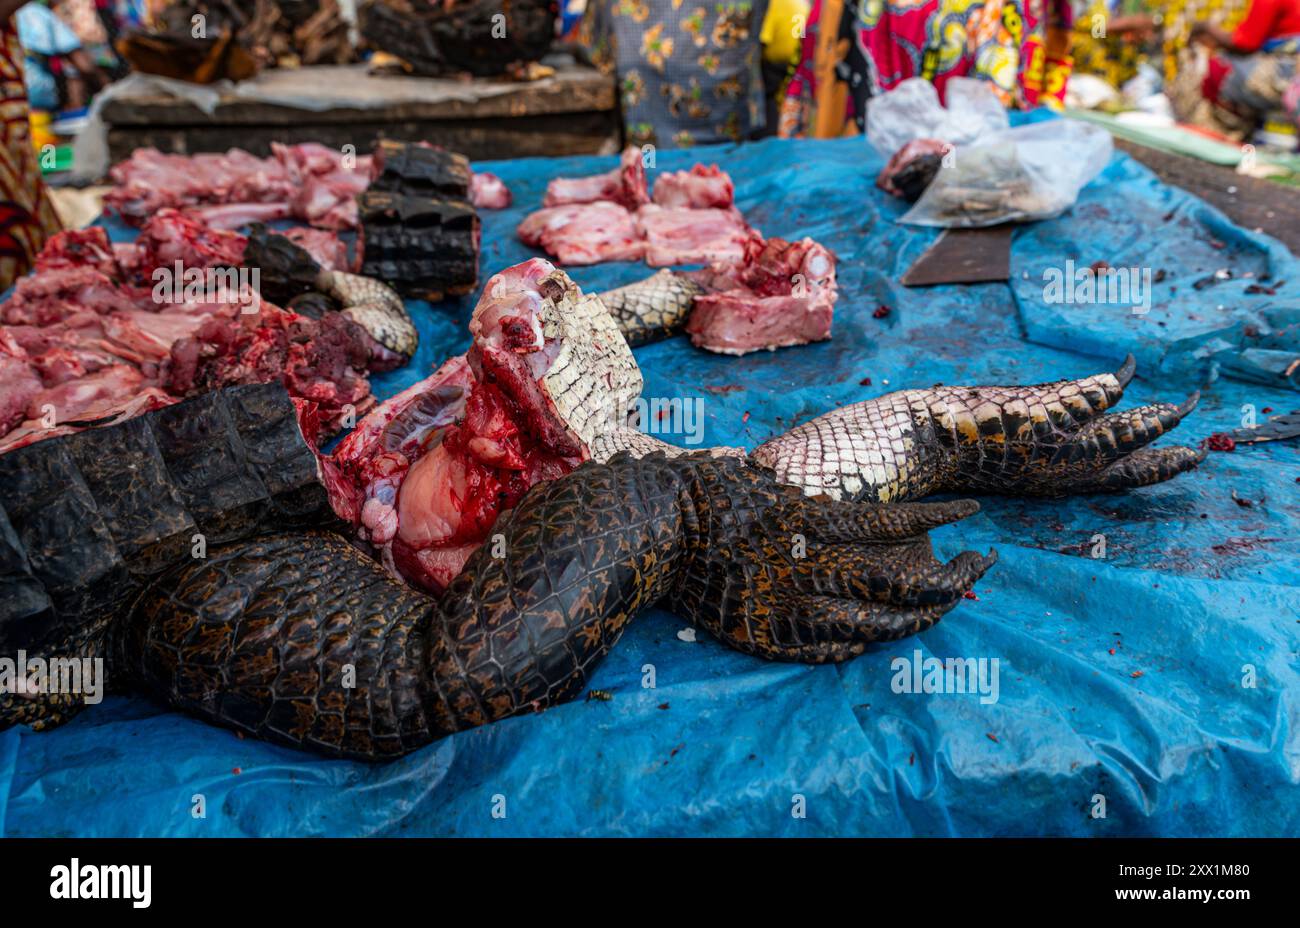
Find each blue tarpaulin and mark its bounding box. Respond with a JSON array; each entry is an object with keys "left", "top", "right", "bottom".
[{"left": 3, "top": 133, "right": 1298, "bottom": 837}]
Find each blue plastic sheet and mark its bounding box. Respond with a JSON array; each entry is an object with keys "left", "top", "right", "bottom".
[{"left": 3, "top": 134, "right": 1299, "bottom": 837}]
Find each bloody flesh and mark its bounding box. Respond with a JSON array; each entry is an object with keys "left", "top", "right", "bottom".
[{"left": 326, "top": 259, "right": 589, "bottom": 595}]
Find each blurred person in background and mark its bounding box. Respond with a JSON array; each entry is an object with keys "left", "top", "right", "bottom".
[
  {"left": 1068, "top": 1, "right": 1161, "bottom": 92},
  {"left": 578, "top": 0, "right": 770, "bottom": 148},
  {"left": 778, "top": 0, "right": 1076, "bottom": 139},
  {"left": 16, "top": 0, "right": 110, "bottom": 110},
  {"left": 55, "top": 0, "right": 131, "bottom": 80},
  {"left": 1189, "top": 0, "right": 1300, "bottom": 136},
  {"left": 0, "top": 0, "right": 62, "bottom": 289}
]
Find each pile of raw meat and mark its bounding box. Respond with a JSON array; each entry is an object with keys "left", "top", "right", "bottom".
[
  {"left": 0, "top": 215, "right": 375, "bottom": 455},
  {"left": 518, "top": 148, "right": 749, "bottom": 267},
  {"left": 105, "top": 141, "right": 511, "bottom": 232},
  {"left": 520, "top": 148, "right": 839, "bottom": 355}
]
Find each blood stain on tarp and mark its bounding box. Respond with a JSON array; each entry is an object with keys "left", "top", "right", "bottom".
[{"left": 1211, "top": 536, "right": 1281, "bottom": 556}]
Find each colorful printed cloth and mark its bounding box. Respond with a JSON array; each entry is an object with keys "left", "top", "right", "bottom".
[
  {"left": 579, "top": 0, "right": 770, "bottom": 148},
  {"left": 0, "top": 21, "right": 61, "bottom": 290},
  {"left": 780, "top": 0, "right": 1075, "bottom": 138},
  {"left": 1068, "top": 0, "right": 1147, "bottom": 89},
  {"left": 1158, "top": 0, "right": 1249, "bottom": 82}
]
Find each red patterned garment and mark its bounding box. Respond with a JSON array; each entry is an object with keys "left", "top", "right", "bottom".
[
  {"left": 779, "top": 0, "right": 1075, "bottom": 138},
  {"left": 0, "top": 21, "right": 61, "bottom": 291}
]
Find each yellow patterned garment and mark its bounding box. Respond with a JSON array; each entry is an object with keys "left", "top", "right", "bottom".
[
  {"left": 0, "top": 23, "right": 60, "bottom": 290},
  {"left": 1160, "top": 0, "right": 1249, "bottom": 81},
  {"left": 1070, "top": 1, "right": 1251, "bottom": 87},
  {"left": 1069, "top": 0, "right": 1146, "bottom": 87}
]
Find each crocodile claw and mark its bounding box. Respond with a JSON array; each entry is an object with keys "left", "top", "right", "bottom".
[{"left": 668, "top": 456, "right": 993, "bottom": 663}]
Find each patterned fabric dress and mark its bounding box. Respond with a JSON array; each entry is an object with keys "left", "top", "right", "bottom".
[
  {"left": 579, "top": 0, "right": 770, "bottom": 148},
  {"left": 1068, "top": 0, "right": 1148, "bottom": 89},
  {"left": 0, "top": 21, "right": 60, "bottom": 291},
  {"left": 779, "top": 0, "right": 1075, "bottom": 137}
]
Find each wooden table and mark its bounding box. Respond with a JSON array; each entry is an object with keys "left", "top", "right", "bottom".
[{"left": 101, "top": 61, "right": 620, "bottom": 163}]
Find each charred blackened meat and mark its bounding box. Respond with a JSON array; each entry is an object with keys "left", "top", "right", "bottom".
[
  {"left": 358, "top": 0, "right": 555, "bottom": 77},
  {"left": 369, "top": 140, "right": 471, "bottom": 200},
  {"left": 0, "top": 383, "right": 336, "bottom": 729},
  {"left": 358, "top": 190, "right": 480, "bottom": 301}
]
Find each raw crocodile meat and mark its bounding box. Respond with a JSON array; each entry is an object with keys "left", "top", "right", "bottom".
[
  {"left": 328, "top": 257, "right": 641, "bottom": 593},
  {"left": 469, "top": 173, "right": 512, "bottom": 210},
  {"left": 523, "top": 149, "right": 750, "bottom": 268},
  {"left": 0, "top": 218, "right": 385, "bottom": 452},
  {"left": 877, "top": 138, "right": 947, "bottom": 201},
  {"left": 544, "top": 146, "right": 650, "bottom": 211},
  {"left": 685, "top": 234, "right": 838, "bottom": 354},
  {"left": 596, "top": 233, "right": 839, "bottom": 354},
  {"left": 636, "top": 204, "right": 750, "bottom": 267},
  {"left": 516, "top": 201, "right": 646, "bottom": 265},
  {"left": 105, "top": 142, "right": 373, "bottom": 230},
  {"left": 651, "top": 164, "right": 735, "bottom": 209}
]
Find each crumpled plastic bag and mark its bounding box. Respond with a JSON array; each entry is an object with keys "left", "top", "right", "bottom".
[
  {"left": 866, "top": 77, "right": 1009, "bottom": 155},
  {"left": 866, "top": 77, "right": 1114, "bottom": 228},
  {"left": 904, "top": 120, "right": 1114, "bottom": 227}
]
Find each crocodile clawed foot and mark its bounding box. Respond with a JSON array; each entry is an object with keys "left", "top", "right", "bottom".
[
  {"left": 1007, "top": 356, "right": 1204, "bottom": 496},
  {"left": 668, "top": 464, "right": 995, "bottom": 664}
]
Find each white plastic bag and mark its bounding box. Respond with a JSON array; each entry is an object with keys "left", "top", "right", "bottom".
[
  {"left": 865, "top": 77, "right": 1008, "bottom": 158},
  {"left": 867, "top": 77, "right": 1114, "bottom": 227},
  {"left": 900, "top": 120, "right": 1114, "bottom": 228}
]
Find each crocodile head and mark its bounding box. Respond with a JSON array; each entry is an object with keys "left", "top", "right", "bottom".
[{"left": 326, "top": 258, "right": 642, "bottom": 593}]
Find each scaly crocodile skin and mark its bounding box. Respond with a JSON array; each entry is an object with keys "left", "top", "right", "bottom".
[
  {"left": 597, "top": 269, "right": 702, "bottom": 347},
  {"left": 113, "top": 452, "right": 992, "bottom": 759},
  {"left": 531, "top": 269, "right": 643, "bottom": 449},
  {"left": 0, "top": 384, "right": 337, "bottom": 731},
  {"left": 594, "top": 355, "right": 1204, "bottom": 502},
  {"left": 317, "top": 269, "right": 419, "bottom": 363}
]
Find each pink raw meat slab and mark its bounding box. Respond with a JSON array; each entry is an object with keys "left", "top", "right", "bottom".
[
  {"left": 543, "top": 147, "right": 649, "bottom": 211},
  {"left": 635, "top": 204, "right": 749, "bottom": 267},
  {"left": 651, "top": 164, "right": 735, "bottom": 209},
  {"left": 517, "top": 201, "right": 645, "bottom": 266},
  {"left": 685, "top": 236, "right": 838, "bottom": 355}
]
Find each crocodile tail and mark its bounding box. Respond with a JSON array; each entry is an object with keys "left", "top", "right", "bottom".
[
  {"left": 118, "top": 453, "right": 692, "bottom": 760},
  {"left": 0, "top": 383, "right": 336, "bottom": 733},
  {"left": 597, "top": 270, "right": 702, "bottom": 347}
]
